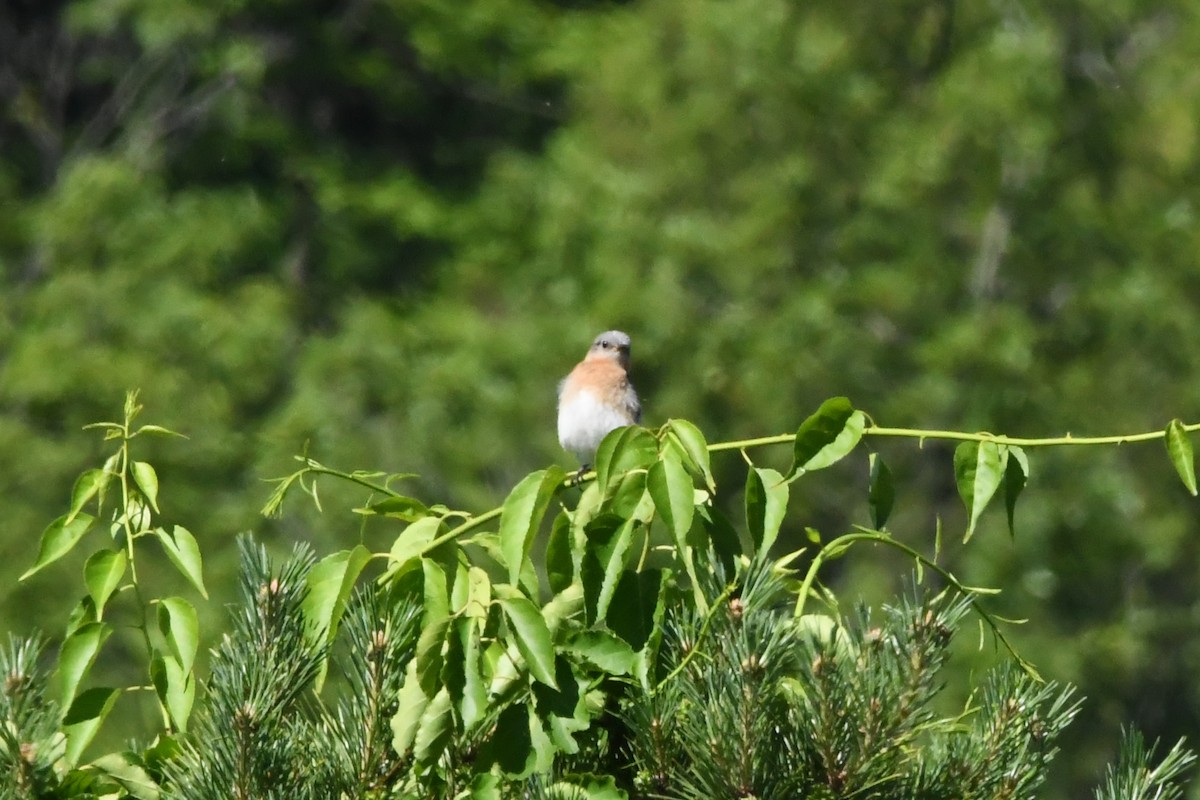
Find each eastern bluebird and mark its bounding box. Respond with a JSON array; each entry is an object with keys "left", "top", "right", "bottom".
[{"left": 557, "top": 330, "right": 642, "bottom": 467}]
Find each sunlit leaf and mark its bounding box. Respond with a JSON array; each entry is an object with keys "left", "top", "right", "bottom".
[
  {"left": 666, "top": 418, "right": 715, "bottom": 492},
  {"left": 154, "top": 526, "right": 207, "bottom": 599},
  {"left": 499, "top": 467, "right": 565, "bottom": 586},
  {"left": 495, "top": 584, "right": 558, "bottom": 688},
  {"left": 21, "top": 513, "right": 96, "bottom": 581},
  {"left": 386, "top": 516, "right": 442, "bottom": 580},
  {"left": 68, "top": 469, "right": 109, "bottom": 524},
  {"left": 84, "top": 549, "right": 126, "bottom": 618},
  {"left": 594, "top": 426, "right": 657, "bottom": 496},
  {"left": 1165, "top": 419, "right": 1197, "bottom": 496},
  {"left": 150, "top": 654, "right": 194, "bottom": 733},
  {"left": 564, "top": 629, "right": 635, "bottom": 675},
  {"left": 63, "top": 686, "right": 120, "bottom": 726},
  {"left": 131, "top": 461, "right": 160, "bottom": 513},
  {"left": 417, "top": 556, "right": 451, "bottom": 695},
  {"left": 303, "top": 545, "right": 372, "bottom": 655},
  {"left": 55, "top": 621, "right": 111, "bottom": 709},
  {"left": 789, "top": 397, "right": 863, "bottom": 477},
  {"left": 745, "top": 467, "right": 788, "bottom": 557},
  {"left": 156, "top": 597, "right": 199, "bottom": 674},
  {"left": 954, "top": 440, "right": 1007, "bottom": 541},
  {"left": 391, "top": 659, "right": 428, "bottom": 755},
  {"left": 413, "top": 686, "right": 453, "bottom": 765},
  {"left": 89, "top": 751, "right": 160, "bottom": 800}
]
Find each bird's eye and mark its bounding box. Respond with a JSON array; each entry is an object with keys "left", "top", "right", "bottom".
[{"left": 600, "top": 340, "right": 610, "bottom": 348}]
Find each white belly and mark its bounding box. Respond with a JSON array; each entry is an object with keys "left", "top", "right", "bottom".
[{"left": 557, "top": 390, "right": 632, "bottom": 464}]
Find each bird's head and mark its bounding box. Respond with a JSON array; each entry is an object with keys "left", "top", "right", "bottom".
[{"left": 587, "top": 330, "right": 633, "bottom": 370}]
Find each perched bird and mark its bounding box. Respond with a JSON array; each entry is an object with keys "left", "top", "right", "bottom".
[{"left": 557, "top": 330, "right": 642, "bottom": 467}]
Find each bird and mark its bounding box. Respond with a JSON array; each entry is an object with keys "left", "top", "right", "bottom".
[{"left": 557, "top": 330, "right": 642, "bottom": 468}]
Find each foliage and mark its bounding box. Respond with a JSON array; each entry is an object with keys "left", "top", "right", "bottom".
[
  {"left": 6, "top": 1, "right": 1200, "bottom": 795},
  {"left": 2, "top": 398, "right": 1197, "bottom": 798}
]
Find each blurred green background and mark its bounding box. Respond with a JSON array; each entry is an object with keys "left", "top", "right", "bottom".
[{"left": 4, "top": 0, "right": 1200, "bottom": 795}]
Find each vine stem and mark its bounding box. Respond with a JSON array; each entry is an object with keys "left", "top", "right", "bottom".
[{"left": 709, "top": 420, "right": 1200, "bottom": 453}]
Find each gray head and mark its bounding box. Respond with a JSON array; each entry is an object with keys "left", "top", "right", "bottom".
[{"left": 586, "top": 330, "right": 633, "bottom": 369}]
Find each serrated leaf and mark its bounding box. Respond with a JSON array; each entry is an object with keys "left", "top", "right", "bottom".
[
  {"left": 413, "top": 687, "right": 454, "bottom": 765},
  {"left": 84, "top": 550, "right": 126, "bottom": 618},
  {"left": 499, "top": 467, "right": 565, "bottom": 586},
  {"left": 154, "top": 526, "right": 207, "bottom": 598},
  {"left": 68, "top": 469, "right": 109, "bottom": 524},
  {"left": 22, "top": 513, "right": 96, "bottom": 581},
  {"left": 789, "top": 397, "right": 863, "bottom": 477},
  {"left": 1165, "top": 420, "right": 1197, "bottom": 496},
  {"left": 495, "top": 584, "right": 558, "bottom": 688},
  {"left": 954, "top": 440, "right": 1008, "bottom": 541},
  {"left": 745, "top": 467, "right": 788, "bottom": 557},
  {"left": 131, "top": 461, "right": 160, "bottom": 513},
  {"left": 156, "top": 597, "right": 199, "bottom": 674},
  {"left": 594, "top": 426, "right": 657, "bottom": 496},
  {"left": 868, "top": 453, "right": 895, "bottom": 530},
  {"left": 1004, "top": 446, "right": 1030, "bottom": 538},
  {"left": 391, "top": 659, "right": 429, "bottom": 754},
  {"left": 55, "top": 621, "right": 111, "bottom": 709},
  {"left": 665, "top": 419, "right": 715, "bottom": 492},
  {"left": 564, "top": 630, "right": 635, "bottom": 675}
]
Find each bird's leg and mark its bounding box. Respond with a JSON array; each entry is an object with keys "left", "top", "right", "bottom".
[{"left": 570, "top": 464, "right": 591, "bottom": 487}]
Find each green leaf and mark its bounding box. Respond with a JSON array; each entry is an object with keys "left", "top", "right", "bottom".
[
  {"left": 608, "top": 568, "right": 665, "bottom": 653},
  {"left": 63, "top": 686, "right": 120, "bottom": 726},
  {"left": 63, "top": 687, "right": 121, "bottom": 767},
  {"left": 594, "top": 426, "right": 658, "bottom": 496},
  {"left": 666, "top": 418, "right": 715, "bottom": 492},
  {"left": 417, "top": 556, "right": 452, "bottom": 695},
  {"left": 1165, "top": 419, "right": 1197, "bottom": 496},
  {"left": 131, "top": 461, "right": 160, "bottom": 513},
  {"left": 542, "top": 583, "right": 585, "bottom": 636},
  {"left": 648, "top": 453, "right": 696, "bottom": 554},
  {"left": 456, "top": 618, "right": 488, "bottom": 731},
  {"left": 68, "top": 469, "right": 109, "bottom": 524},
  {"left": 696, "top": 504, "right": 741, "bottom": 575},
  {"left": 303, "top": 545, "right": 372, "bottom": 648},
  {"left": 545, "top": 511, "right": 574, "bottom": 594},
  {"left": 89, "top": 752, "right": 161, "bottom": 800},
  {"left": 84, "top": 550, "right": 126, "bottom": 618},
  {"left": 499, "top": 467, "right": 565, "bottom": 585},
  {"left": 156, "top": 597, "right": 199, "bottom": 674},
  {"left": 789, "top": 397, "right": 864, "bottom": 476},
  {"left": 581, "top": 517, "right": 637, "bottom": 625},
  {"left": 386, "top": 516, "right": 442, "bottom": 580},
  {"left": 391, "top": 659, "right": 429, "bottom": 755},
  {"left": 564, "top": 630, "right": 635, "bottom": 675},
  {"left": 55, "top": 621, "right": 111, "bottom": 709},
  {"left": 1004, "top": 446, "right": 1030, "bottom": 538},
  {"left": 413, "top": 686, "right": 454, "bottom": 765},
  {"left": 556, "top": 774, "right": 627, "bottom": 800},
  {"left": 479, "top": 702, "right": 535, "bottom": 777},
  {"left": 745, "top": 467, "right": 788, "bottom": 556},
  {"left": 495, "top": 584, "right": 558, "bottom": 688},
  {"left": 954, "top": 440, "right": 1008, "bottom": 541},
  {"left": 150, "top": 654, "right": 194, "bottom": 732},
  {"left": 364, "top": 495, "right": 430, "bottom": 521},
  {"left": 21, "top": 513, "right": 96, "bottom": 581},
  {"left": 154, "top": 526, "right": 207, "bottom": 599},
  {"left": 868, "top": 453, "right": 895, "bottom": 530}
]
